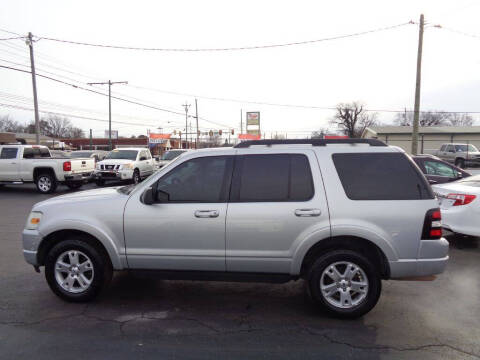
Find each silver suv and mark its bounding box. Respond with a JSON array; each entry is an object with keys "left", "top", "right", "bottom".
[{"left": 22, "top": 139, "right": 449, "bottom": 318}]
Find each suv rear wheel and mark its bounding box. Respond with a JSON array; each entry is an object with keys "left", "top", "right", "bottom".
[
  {"left": 45, "top": 237, "right": 112, "bottom": 302},
  {"left": 307, "top": 250, "right": 381, "bottom": 318},
  {"left": 35, "top": 172, "right": 57, "bottom": 194}
]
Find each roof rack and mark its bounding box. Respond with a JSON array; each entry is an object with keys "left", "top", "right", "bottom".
[{"left": 234, "top": 138, "right": 387, "bottom": 148}]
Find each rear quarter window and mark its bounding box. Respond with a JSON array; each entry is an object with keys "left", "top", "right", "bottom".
[{"left": 332, "top": 153, "right": 433, "bottom": 200}]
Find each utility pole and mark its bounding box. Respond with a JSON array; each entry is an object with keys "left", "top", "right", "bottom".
[
  {"left": 195, "top": 99, "right": 199, "bottom": 149},
  {"left": 411, "top": 14, "right": 424, "bottom": 155},
  {"left": 89, "top": 129, "right": 93, "bottom": 150},
  {"left": 182, "top": 102, "right": 191, "bottom": 149},
  {"left": 26, "top": 32, "right": 40, "bottom": 145},
  {"left": 87, "top": 80, "right": 127, "bottom": 150}
]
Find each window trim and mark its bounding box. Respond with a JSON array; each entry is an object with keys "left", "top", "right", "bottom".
[
  {"left": 229, "top": 153, "right": 315, "bottom": 203},
  {"left": 152, "top": 155, "right": 234, "bottom": 204}
]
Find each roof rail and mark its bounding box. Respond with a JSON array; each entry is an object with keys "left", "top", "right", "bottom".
[{"left": 234, "top": 138, "right": 387, "bottom": 148}]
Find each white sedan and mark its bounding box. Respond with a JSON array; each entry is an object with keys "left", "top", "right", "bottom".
[{"left": 432, "top": 175, "right": 480, "bottom": 237}]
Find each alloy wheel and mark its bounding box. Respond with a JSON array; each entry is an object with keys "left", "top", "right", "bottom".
[{"left": 54, "top": 250, "right": 94, "bottom": 293}]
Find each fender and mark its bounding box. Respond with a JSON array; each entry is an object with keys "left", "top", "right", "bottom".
[
  {"left": 290, "top": 224, "right": 398, "bottom": 275},
  {"left": 39, "top": 219, "right": 127, "bottom": 270}
]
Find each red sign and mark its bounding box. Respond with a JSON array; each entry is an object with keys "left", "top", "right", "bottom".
[
  {"left": 324, "top": 135, "right": 349, "bottom": 139},
  {"left": 238, "top": 134, "right": 261, "bottom": 140},
  {"left": 149, "top": 133, "right": 171, "bottom": 144}
]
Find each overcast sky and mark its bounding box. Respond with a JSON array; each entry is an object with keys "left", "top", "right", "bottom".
[{"left": 1, "top": 0, "right": 480, "bottom": 138}]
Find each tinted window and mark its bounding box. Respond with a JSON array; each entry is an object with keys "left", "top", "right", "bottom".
[
  {"left": 40, "top": 148, "right": 50, "bottom": 158},
  {"left": 234, "top": 154, "right": 314, "bottom": 202},
  {"left": 455, "top": 144, "right": 478, "bottom": 152},
  {"left": 424, "top": 160, "right": 457, "bottom": 177},
  {"left": 446, "top": 145, "right": 454, "bottom": 152},
  {"left": 105, "top": 150, "right": 138, "bottom": 160},
  {"left": 440, "top": 145, "right": 446, "bottom": 151},
  {"left": 0, "top": 148, "right": 18, "bottom": 159},
  {"left": 332, "top": 153, "right": 433, "bottom": 200},
  {"left": 156, "top": 156, "right": 231, "bottom": 202},
  {"left": 23, "top": 148, "right": 34, "bottom": 159}
]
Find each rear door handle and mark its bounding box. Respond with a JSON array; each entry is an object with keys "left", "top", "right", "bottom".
[
  {"left": 194, "top": 210, "right": 219, "bottom": 218},
  {"left": 295, "top": 209, "right": 321, "bottom": 217}
]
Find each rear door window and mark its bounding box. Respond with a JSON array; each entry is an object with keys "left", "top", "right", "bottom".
[
  {"left": 332, "top": 153, "right": 433, "bottom": 200},
  {"left": 231, "top": 154, "right": 314, "bottom": 202},
  {"left": 40, "top": 148, "right": 51, "bottom": 158},
  {"left": 0, "top": 147, "right": 18, "bottom": 159},
  {"left": 23, "top": 148, "right": 34, "bottom": 159},
  {"left": 424, "top": 160, "right": 457, "bottom": 177}
]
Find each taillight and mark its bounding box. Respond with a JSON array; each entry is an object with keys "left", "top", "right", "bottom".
[
  {"left": 63, "top": 161, "right": 71, "bottom": 171},
  {"left": 446, "top": 193, "right": 476, "bottom": 206},
  {"left": 422, "top": 208, "right": 442, "bottom": 240}
]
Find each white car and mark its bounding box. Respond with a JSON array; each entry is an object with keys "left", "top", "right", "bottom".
[
  {"left": 94, "top": 148, "right": 154, "bottom": 186},
  {"left": 432, "top": 175, "right": 480, "bottom": 237},
  {"left": 155, "top": 149, "right": 188, "bottom": 169}
]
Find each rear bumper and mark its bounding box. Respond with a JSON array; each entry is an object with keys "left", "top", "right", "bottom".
[
  {"left": 389, "top": 238, "right": 449, "bottom": 279},
  {"left": 64, "top": 172, "right": 92, "bottom": 182}
]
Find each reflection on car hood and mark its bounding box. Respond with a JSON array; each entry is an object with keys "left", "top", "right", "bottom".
[{"left": 33, "top": 187, "right": 125, "bottom": 210}]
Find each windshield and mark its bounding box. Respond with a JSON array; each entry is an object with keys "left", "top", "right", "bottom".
[
  {"left": 455, "top": 144, "right": 478, "bottom": 152},
  {"left": 70, "top": 152, "right": 92, "bottom": 158},
  {"left": 105, "top": 150, "right": 138, "bottom": 160}
]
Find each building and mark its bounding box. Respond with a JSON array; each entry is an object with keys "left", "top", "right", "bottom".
[
  {"left": 62, "top": 137, "right": 149, "bottom": 151},
  {"left": 362, "top": 126, "right": 480, "bottom": 153}
]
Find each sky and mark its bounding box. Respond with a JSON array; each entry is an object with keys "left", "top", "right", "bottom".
[{"left": 1, "top": 0, "right": 480, "bottom": 139}]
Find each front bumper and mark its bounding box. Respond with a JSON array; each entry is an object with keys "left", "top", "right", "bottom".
[
  {"left": 22, "top": 229, "right": 43, "bottom": 266},
  {"left": 94, "top": 169, "right": 133, "bottom": 181},
  {"left": 389, "top": 237, "right": 449, "bottom": 279}
]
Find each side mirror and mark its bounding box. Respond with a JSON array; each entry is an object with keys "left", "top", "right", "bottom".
[
  {"left": 456, "top": 172, "right": 463, "bottom": 178},
  {"left": 140, "top": 156, "right": 147, "bottom": 161},
  {"left": 157, "top": 190, "right": 170, "bottom": 203},
  {"left": 141, "top": 187, "right": 155, "bottom": 205},
  {"left": 428, "top": 179, "right": 438, "bottom": 185},
  {"left": 154, "top": 156, "right": 160, "bottom": 162}
]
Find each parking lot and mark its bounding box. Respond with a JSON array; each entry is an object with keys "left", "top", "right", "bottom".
[{"left": 1, "top": 182, "right": 479, "bottom": 360}]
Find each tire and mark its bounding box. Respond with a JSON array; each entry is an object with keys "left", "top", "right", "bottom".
[
  {"left": 307, "top": 250, "right": 381, "bottom": 319},
  {"left": 35, "top": 172, "right": 57, "bottom": 194},
  {"left": 455, "top": 158, "right": 465, "bottom": 169},
  {"left": 95, "top": 179, "right": 105, "bottom": 186},
  {"left": 132, "top": 169, "right": 141, "bottom": 184},
  {"left": 45, "top": 237, "right": 112, "bottom": 302},
  {"left": 66, "top": 182, "right": 83, "bottom": 190}
]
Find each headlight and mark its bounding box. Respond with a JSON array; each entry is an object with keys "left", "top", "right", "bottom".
[
  {"left": 122, "top": 163, "right": 134, "bottom": 169},
  {"left": 96, "top": 164, "right": 101, "bottom": 170},
  {"left": 25, "top": 211, "right": 42, "bottom": 230}
]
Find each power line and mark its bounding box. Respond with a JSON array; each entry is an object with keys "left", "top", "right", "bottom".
[
  {"left": 31, "top": 22, "right": 414, "bottom": 52},
  {"left": 0, "top": 36, "right": 25, "bottom": 41},
  {"left": 434, "top": 25, "right": 480, "bottom": 40}
]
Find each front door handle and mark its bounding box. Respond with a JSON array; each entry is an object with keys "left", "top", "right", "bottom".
[
  {"left": 295, "top": 209, "right": 321, "bottom": 217},
  {"left": 194, "top": 210, "right": 219, "bottom": 218}
]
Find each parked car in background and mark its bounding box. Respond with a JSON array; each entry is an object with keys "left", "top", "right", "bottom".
[
  {"left": 425, "top": 143, "right": 480, "bottom": 168},
  {"left": 156, "top": 149, "right": 188, "bottom": 169},
  {"left": 432, "top": 175, "right": 480, "bottom": 237},
  {"left": 94, "top": 148, "right": 154, "bottom": 185},
  {"left": 0, "top": 145, "right": 94, "bottom": 193},
  {"left": 70, "top": 150, "right": 108, "bottom": 163},
  {"left": 22, "top": 139, "right": 448, "bottom": 318},
  {"left": 413, "top": 155, "right": 471, "bottom": 184}
]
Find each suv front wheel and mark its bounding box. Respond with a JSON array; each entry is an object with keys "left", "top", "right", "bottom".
[
  {"left": 45, "top": 237, "right": 112, "bottom": 302},
  {"left": 307, "top": 250, "right": 381, "bottom": 318}
]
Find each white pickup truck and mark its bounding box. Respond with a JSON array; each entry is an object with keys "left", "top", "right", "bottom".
[{"left": 0, "top": 144, "right": 95, "bottom": 193}]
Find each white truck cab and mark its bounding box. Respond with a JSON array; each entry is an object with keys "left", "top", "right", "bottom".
[{"left": 94, "top": 147, "right": 154, "bottom": 185}]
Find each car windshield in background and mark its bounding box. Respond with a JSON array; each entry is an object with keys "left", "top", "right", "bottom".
[
  {"left": 161, "top": 150, "right": 185, "bottom": 161},
  {"left": 70, "top": 152, "right": 92, "bottom": 158},
  {"left": 105, "top": 150, "right": 138, "bottom": 160},
  {"left": 455, "top": 144, "right": 478, "bottom": 152}
]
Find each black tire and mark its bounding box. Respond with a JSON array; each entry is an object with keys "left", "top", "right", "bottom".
[
  {"left": 455, "top": 158, "right": 465, "bottom": 169},
  {"left": 35, "top": 172, "right": 58, "bottom": 194},
  {"left": 307, "top": 250, "right": 381, "bottom": 319},
  {"left": 95, "top": 179, "right": 105, "bottom": 186},
  {"left": 132, "top": 169, "right": 141, "bottom": 184},
  {"left": 66, "top": 182, "right": 83, "bottom": 190},
  {"left": 45, "top": 237, "right": 112, "bottom": 302}
]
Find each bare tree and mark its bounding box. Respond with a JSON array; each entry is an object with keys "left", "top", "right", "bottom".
[
  {"left": 330, "top": 102, "right": 378, "bottom": 138},
  {"left": 394, "top": 111, "right": 474, "bottom": 127},
  {"left": 25, "top": 115, "right": 84, "bottom": 138},
  {"left": 0, "top": 115, "right": 26, "bottom": 133}
]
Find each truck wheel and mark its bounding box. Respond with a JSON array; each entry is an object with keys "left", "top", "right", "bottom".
[
  {"left": 95, "top": 179, "right": 105, "bottom": 186},
  {"left": 307, "top": 250, "right": 381, "bottom": 319},
  {"left": 455, "top": 158, "right": 465, "bottom": 169},
  {"left": 66, "top": 182, "right": 83, "bottom": 190},
  {"left": 132, "top": 169, "right": 141, "bottom": 184},
  {"left": 35, "top": 173, "right": 57, "bottom": 194},
  {"left": 45, "top": 238, "right": 112, "bottom": 302}
]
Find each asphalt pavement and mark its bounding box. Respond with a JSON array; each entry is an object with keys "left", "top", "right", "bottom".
[{"left": 0, "top": 182, "right": 479, "bottom": 359}]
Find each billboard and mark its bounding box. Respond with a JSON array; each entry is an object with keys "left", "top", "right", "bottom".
[
  {"left": 246, "top": 112, "right": 260, "bottom": 126},
  {"left": 104, "top": 130, "right": 118, "bottom": 139},
  {"left": 149, "top": 133, "right": 171, "bottom": 144},
  {"left": 247, "top": 129, "right": 260, "bottom": 136}
]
